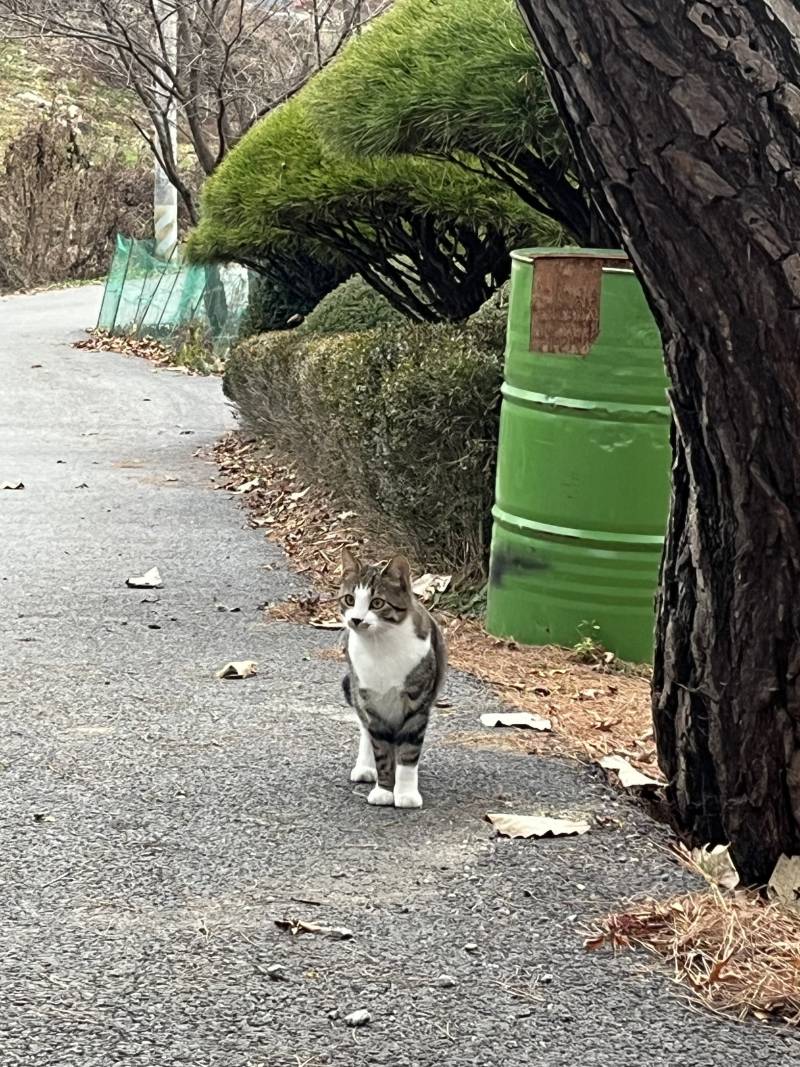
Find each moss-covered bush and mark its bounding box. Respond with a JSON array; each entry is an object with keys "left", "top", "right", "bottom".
[
  {"left": 225, "top": 319, "right": 505, "bottom": 576},
  {"left": 298, "top": 276, "right": 408, "bottom": 335}
]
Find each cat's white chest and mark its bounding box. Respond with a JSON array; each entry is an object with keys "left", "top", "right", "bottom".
[{"left": 348, "top": 617, "right": 430, "bottom": 696}]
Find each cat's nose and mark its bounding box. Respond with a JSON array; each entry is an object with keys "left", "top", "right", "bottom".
[{"left": 349, "top": 617, "right": 363, "bottom": 629}]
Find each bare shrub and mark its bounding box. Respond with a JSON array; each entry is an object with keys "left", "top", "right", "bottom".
[{"left": 0, "top": 110, "right": 149, "bottom": 291}]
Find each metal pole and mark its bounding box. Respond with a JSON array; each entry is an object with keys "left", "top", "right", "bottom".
[{"left": 154, "top": 1, "right": 178, "bottom": 260}]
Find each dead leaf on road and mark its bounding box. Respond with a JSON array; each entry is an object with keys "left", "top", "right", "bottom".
[
  {"left": 486, "top": 813, "right": 591, "bottom": 839},
  {"left": 235, "top": 478, "right": 260, "bottom": 494},
  {"left": 274, "top": 918, "right": 353, "bottom": 940},
  {"left": 1, "top": 481, "right": 24, "bottom": 490},
  {"left": 599, "top": 754, "right": 662, "bottom": 790},
  {"left": 126, "top": 567, "right": 163, "bottom": 589},
  {"left": 480, "top": 711, "right": 552, "bottom": 732},
  {"left": 309, "top": 619, "right": 344, "bottom": 630},
  {"left": 690, "top": 843, "right": 741, "bottom": 891},
  {"left": 767, "top": 854, "right": 800, "bottom": 910},
  {"left": 215, "top": 660, "right": 257, "bottom": 679},
  {"left": 215, "top": 603, "right": 242, "bottom": 613}
]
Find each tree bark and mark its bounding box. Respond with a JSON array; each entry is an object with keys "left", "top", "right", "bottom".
[{"left": 516, "top": 0, "right": 800, "bottom": 885}]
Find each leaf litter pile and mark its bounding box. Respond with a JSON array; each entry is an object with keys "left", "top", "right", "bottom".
[
  {"left": 589, "top": 857, "right": 800, "bottom": 1027},
  {"left": 214, "top": 432, "right": 657, "bottom": 777}
]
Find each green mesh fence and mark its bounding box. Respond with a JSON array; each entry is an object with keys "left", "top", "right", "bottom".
[{"left": 97, "top": 234, "right": 254, "bottom": 352}]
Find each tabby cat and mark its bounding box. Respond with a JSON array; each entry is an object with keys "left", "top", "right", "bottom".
[{"left": 339, "top": 547, "right": 447, "bottom": 809}]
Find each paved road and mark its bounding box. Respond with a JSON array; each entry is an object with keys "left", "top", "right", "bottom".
[{"left": 1, "top": 288, "right": 796, "bottom": 1066}]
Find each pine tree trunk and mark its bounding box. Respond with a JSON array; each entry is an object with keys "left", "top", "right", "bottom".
[{"left": 516, "top": 0, "right": 800, "bottom": 884}]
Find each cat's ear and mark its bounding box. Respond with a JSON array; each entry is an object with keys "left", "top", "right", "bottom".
[
  {"left": 383, "top": 554, "right": 411, "bottom": 589},
  {"left": 341, "top": 545, "right": 361, "bottom": 577}
]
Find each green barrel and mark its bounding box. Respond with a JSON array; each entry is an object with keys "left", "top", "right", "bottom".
[{"left": 486, "top": 248, "right": 671, "bottom": 663}]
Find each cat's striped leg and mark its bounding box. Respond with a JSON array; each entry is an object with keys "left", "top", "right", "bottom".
[
  {"left": 350, "top": 722, "right": 377, "bottom": 783},
  {"left": 367, "top": 736, "right": 395, "bottom": 806},
  {"left": 394, "top": 728, "right": 426, "bottom": 809}
]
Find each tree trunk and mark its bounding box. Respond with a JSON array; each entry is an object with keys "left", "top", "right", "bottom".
[{"left": 516, "top": 0, "right": 800, "bottom": 885}]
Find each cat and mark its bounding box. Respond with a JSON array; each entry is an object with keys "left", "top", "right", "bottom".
[{"left": 339, "top": 547, "right": 447, "bottom": 809}]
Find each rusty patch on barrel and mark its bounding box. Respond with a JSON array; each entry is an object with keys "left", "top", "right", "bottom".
[{"left": 530, "top": 257, "right": 628, "bottom": 356}]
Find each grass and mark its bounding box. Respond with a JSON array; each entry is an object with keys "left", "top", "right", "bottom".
[{"left": 0, "top": 39, "right": 139, "bottom": 158}]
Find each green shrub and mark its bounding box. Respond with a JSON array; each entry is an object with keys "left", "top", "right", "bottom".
[
  {"left": 241, "top": 271, "right": 335, "bottom": 336},
  {"left": 468, "top": 280, "right": 510, "bottom": 333},
  {"left": 307, "top": 0, "right": 614, "bottom": 246},
  {"left": 187, "top": 93, "right": 560, "bottom": 322},
  {"left": 225, "top": 319, "right": 505, "bottom": 577},
  {"left": 298, "top": 276, "right": 408, "bottom": 335}
]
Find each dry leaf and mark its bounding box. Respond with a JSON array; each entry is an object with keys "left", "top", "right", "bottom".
[
  {"left": 690, "top": 844, "right": 741, "bottom": 891},
  {"left": 215, "top": 660, "right": 258, "bottom": 679},
  {"left": 274, "top": 918, "right": 353, "bottom": 939},
  {"left": 1, "top": 481, "right": 24, "bottom": 490},
  {"left": 125, "top": 567, "right": 162, "bottom": 589},
  {"left": 309, "top": 619, "right": 344, "bottom": 630},
  {"left": 578, "top": 688, "right": 603, "bottom": 700},
  {"left": 767, "top": 854, "right": 800, "bottom": 910},
  {"left": 599, "top": 754, "right": 662, "bottom": 790},
  {"left": 235, "top": 478, "right": 260, "bottom": 493},
  {"left": 485, "top": 812, "right": 590, "bottom": 838},
  {"left": 411, "top": 573, "right": 451, "bottom": 601},
  {"left": 480, "top": 711, "right": 552, "bottom": 732}
]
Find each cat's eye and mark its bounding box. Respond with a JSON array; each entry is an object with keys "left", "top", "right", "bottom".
[
  {"left": 370, "top": 597, "right": 385, "bottom": 610},
  {"left": 343, "top": 594, "right": 355, "bottom": 607}
]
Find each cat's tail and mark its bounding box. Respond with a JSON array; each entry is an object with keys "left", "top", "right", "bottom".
[{"left": 341, "top": 674, "right": 352, "bottom": 707}]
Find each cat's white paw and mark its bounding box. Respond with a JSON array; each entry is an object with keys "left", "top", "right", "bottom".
[
  {"left": 367, "top": 785, "right": 395, "bottom": 806},
  {"left": 350, "top": 764, "right": 378, "bottom": 783},
  {"left": 394, "top": 787, "right": 423, "bottom": 809}
]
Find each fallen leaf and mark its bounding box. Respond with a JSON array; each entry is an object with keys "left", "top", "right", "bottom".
[
  {"left": 274, "top": 918, "right": 353, "bottom": 940},
  {"left": 690, "top": 843, "right": 741, "bottom": 891},
  {"left": 125, "top": 567, "right": 163, "bottom": 589},
  {"left": 1, "top": 481, "right": 24, "bottom": 490},
  {"left": 215, "top": 603, "right": 241, "bottom": 613},
  {"left": 412, "top": 573, "right": 451, "bottom": 601},
  {"left": 593, "top": 718, "right": 621, "bottom": 732},
  {"left": 485, "top": 813, "right": 591, "bottom": 838},
  {"left": 30, "top": 363, "right": 42, "bottom": 368},
  {"left": 583, "top": 934, "right": 606, "bottom": 951},
  {"left": 75, "top": 483, "right": 89, "bottom": 489},
  {"left": 290, "top": 486, "right": 311, "bottom": 501},
  {"left": 767, "top": 854, "right": 800, "bottom": 910},
  {"left": 215, "top": 660, "right": 258, "bottom": 679},
  {"left": 235, "top": 478, "right": 260, "bottom": 493},
  {"left": 344, "top": 1009, "right": 371, "bottom": 1028},
  {"left": 309, "top": 619, "right": 344, "bottom": 630},
  {"left": 480, "top": 711, "right": 552, "bottom": 732},
  {"left": 599, "top": 754, "right": 662, "bottom": 790},
  {"left": 578, "top": 688, "right": 603, "bottom": 700}
]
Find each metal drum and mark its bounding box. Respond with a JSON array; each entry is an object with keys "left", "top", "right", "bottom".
[{"left": 486, "top": 248, "right": 671, "bottom": 663}]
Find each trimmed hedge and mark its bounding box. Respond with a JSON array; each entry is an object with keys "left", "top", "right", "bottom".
[
  {"left": 298, "top": 276, "right": 408, "bottom": 335},
  {"left": 307, "top": 0, "right": 610, "bottom": 245},
  {"left": 225, "top": 319, "right": 505, "bottom": 576},
  {"left": 187, "top": 94, "right": 560, "bottom": 322}
]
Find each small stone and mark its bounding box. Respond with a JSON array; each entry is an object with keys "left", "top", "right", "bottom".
[
  {"left": 266, "top": 964, "right": 287, "bottom": 981},
  {"left": 344, "top": 1009, "right": 371, "bottom": 1028},
  {"left": 463, "top": 942, "right": 479, "bottom": 953},
  {"left": 539, "top": 973, "right": 553, "bottom": 984},
  {"left": 435, "top": 974, "right": 457, "bottom": 988}
]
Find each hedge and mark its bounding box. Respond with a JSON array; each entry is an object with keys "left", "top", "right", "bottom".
[
  {"left": 298, "top": 276, "right": 408, "bottom": 335},
  {"left": 225, "top": 319, "right": 506, "bottom": 577},
  {"left": 307, "top": 0, "right": 613, "bottom": 246},
  {"left": 186, "top": 93, "right": 560, "bottom": 322}
]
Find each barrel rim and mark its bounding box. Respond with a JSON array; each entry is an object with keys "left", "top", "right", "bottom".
[{"left": 510, "top": 246, "right": 629, "bottom": 263}]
